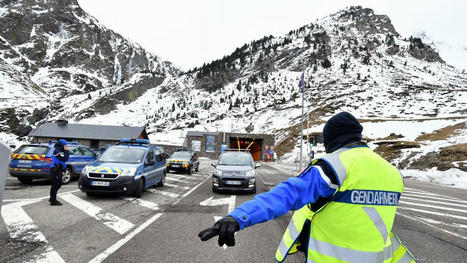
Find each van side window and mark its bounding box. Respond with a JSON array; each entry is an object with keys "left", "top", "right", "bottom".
[{"left": 146, "top": 150, "right": 155, "bottom": 163}]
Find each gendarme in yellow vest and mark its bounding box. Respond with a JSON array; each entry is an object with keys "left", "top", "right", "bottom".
[{"left": 275, "top": 146, "right": 416, "bottom": 263}]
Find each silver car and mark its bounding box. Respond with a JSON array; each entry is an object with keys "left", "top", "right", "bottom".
[{"left": 211, "top": 151, "right": 261, "bottom": 193}]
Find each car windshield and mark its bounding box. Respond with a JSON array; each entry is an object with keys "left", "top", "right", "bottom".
[
  {"left": 218, "top": 152, "right": 252, "bottom": 166},
  {"left": 98, "top": 147, "right": 146, "bottom": 164},
  {"left": 170, "top": 152, "right": 192, "bottom": 160},
  {"left": 15, "top": 145, "right": 49, "bottom": 155}
]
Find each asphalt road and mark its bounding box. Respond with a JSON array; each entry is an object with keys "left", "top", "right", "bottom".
[{"left": 0, "top": 160, "right": 466, "bottom": 263}]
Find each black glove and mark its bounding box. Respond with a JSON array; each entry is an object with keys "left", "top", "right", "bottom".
[{"left": 198, "top": 216, "right": 240, "bottom": 247}]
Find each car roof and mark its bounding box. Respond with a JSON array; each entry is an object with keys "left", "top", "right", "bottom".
[{"left": 111, "top": 144, "right": 149, "bottom": 149}]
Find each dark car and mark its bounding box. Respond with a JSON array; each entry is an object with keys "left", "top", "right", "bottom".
[
  {"left": 211, "top": 150, "right": 260, "bottom": 193},
  {"left": 166, "top": 148, "right": 199, "bottom": 174},
  {"left": 78, "top": 139, "right": 167, "bottom": 198},
  {"left": 9, "top": 142, "right": 97, "bottom": 184}
]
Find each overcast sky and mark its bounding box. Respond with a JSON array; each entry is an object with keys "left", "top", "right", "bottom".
[{"left": 78, "top": 0, "right": 467, "bottom": 71}]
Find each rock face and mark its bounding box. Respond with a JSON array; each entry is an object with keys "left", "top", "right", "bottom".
[{"left": 0, "top": 0, "right": 180, "bottom": 132}]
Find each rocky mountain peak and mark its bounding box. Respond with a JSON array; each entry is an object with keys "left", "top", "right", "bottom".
[{"left": 0, "top": 0, "right": 180, "bottom": 137}]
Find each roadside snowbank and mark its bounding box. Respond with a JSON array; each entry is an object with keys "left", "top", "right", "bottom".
[{"left": 401, "top": 168, "right": 467, "bottom": 189}]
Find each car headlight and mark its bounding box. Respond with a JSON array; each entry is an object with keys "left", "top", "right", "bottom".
[
  {"left": 82, "top": 166, "right": 90, "bottom": 175},
  {"left": 121, "top": 168, "right": 136, "bottom": 176},
  {"left": 249, "top": 178, "right": 256, "bottom": 184},
  {"left": 245, "top": 170, "right": 255, "bottom": 177},
  {"left": 213, "top": 169, "right": 223, "bottom": 176},
  {"left": 212, "top": 177, "right": 219, "bottom": 183}
]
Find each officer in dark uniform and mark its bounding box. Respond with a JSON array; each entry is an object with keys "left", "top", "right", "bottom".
[{"left": 49, "top": 139, "right": 69, "bottom": 206}]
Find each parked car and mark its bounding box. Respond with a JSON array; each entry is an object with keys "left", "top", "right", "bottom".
[
  {"left": 78, "top": 138, "right": 167, "bottom": 198},
  {"left": 166, "top": 148, "right": 199, "bottom": 174},
  {"left": 211, "top": 150, "right": 260, "bottom": 193},
  {"left": 9, "top": 142, "right": 97, "bottom": 184}
]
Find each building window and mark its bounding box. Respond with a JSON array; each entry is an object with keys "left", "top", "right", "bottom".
[
  {"left": 206, "top": 135, "right": 216, "bottom": 153},
  {"left": 192, "top": 140, "right": 201, "bottom": 152}
]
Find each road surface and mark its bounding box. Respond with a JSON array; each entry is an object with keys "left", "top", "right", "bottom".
[{"left": 1, "top": 160, "right": 466, "bottom": 262}]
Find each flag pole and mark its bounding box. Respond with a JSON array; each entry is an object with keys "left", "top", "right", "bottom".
[{"left": 299, "top": 72, "right": 305, "bottom": 171}]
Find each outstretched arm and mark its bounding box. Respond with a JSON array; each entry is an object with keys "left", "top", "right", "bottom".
[
  {"left": 198, "top": 163, "right": 337, "bottom": 246},
  {"left": 229, "top": 164, "right": 336, "bottom": 229}
]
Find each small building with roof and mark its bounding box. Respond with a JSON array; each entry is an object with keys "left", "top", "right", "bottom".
[
  {"left": 183, "top": 131, "right": 274, "bottom": 161},
  {"left": 28, "top": 120, "right": 148, "bottom": 149}
]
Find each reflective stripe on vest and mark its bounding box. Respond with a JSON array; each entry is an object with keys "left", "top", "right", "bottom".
[
  {"left": 320, "top": 149, "right": 348, "bottom": 186},
  {"left": 315, "top": 165, "right": 338, "bottom": 189},
  {"left": 275, "top": 205, "right": 313, "bottom": 262},
  {"left": 307, "top": 232, "right": 415, "bottom": 263}
]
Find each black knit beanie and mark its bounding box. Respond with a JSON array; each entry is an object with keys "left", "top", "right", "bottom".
[{"left": 323, "top": 112, "right": 363, "bottom": 153}]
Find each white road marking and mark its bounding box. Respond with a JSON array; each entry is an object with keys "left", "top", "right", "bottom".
[
  {"left": 164, "top": 183, "right": 190, "bottom": 190},
  {"left": 403, "top": 188, "right": 466, "bottom": 202},
  {"left": 397, "top": 212, "right": 467, "bottom": 240},
  {"left": 90, "top": 172, "right": 212, "bottom": 263},
  {"left": 122, "top": 198, "right": 160, "bottom": 211},
  {"left": 88, "top": 213, "right": 164, "bottom": 263},
  {"left": 4, "top": 186, "right": 22, "bottom": 189},
  {"left": 165, "top": 177, "right": 192, "bottom": 184},
  {"left": 401, "top": 192, "right": 467, "bottom": 204},
  {"left": 168, "top": 174, "right": 201, "bottom": 180},
  {"left": 397, "top": 206, "right": 467, "bottom": 221},
  {"left": 147, "top": 188, "right": 180, "bottom": 198},
  {"left": 400, "top": 196, "right": 467, "bottom": 208},
  {"left": 2, "top": 190, "right": 81, "bottom": 203},
  {"left": 417, "top": 216, "right": 467, "bottom": 229},
  {"left": 399, "top": 200, "right": 467, "bottom": 213},
  {"left": 1, "top": 201, "right": 65, "bottom": 262},
  {"left": 61, "top": 194, "right": 134, "bottom": 235},
  {"left": 200, "top": 195, "right": 236, "bottom": 213}
]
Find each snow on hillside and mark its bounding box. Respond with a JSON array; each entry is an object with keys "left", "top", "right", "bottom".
[{"left": 1, "top": 5, "right": 465, "bottom": 187}]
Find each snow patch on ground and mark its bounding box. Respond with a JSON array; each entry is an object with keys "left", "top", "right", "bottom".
[{"left": 401, "top": 169, "right": 467, "bottom": 189}]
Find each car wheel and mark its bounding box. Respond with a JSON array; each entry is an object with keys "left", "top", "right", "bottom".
[
  {"left": 157, "top": 172, "right": 166, "bottom": 187},
  {"left": 250, "top": 185, "right": 257, "bottom": 194},
  {"left": 17, "top": 177, "right": 32, "bottom": 184},
  {"left": 134, "top": 178, "right": 144, "bottom": 198},
  {"left": 62, "top": 167, "right": 73, "bottom": 185}
]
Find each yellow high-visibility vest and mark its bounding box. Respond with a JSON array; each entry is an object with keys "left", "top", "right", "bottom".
[{"left": 275, "top": 146, "right": 416, "bottom": 263}]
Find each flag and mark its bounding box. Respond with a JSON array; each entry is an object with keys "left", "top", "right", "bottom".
[{"left": 298, "top": 72, "right": 305, "bottom": 93}]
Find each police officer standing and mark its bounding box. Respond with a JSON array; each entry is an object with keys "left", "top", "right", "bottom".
[
  {"left": 199, "top": 112, "right": 416, "bottom": 262},
  {"left": 49, "top": 139, "right": 69, "bottom": 206}
]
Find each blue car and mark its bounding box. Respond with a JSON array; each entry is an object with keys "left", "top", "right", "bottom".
[
  {"left": 78, "top": 139, "right": 167, "bottom": 198},
  {"left": 9, "top": 142, "right": 98, "bottom": 184}
]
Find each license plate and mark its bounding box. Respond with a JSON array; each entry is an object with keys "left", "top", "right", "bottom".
[
  {"left": 224, "top": 180, "right": 242, "bottom": 185},
  {"left": 172, "top": 165, "right": 181, "bottom": 168},
  {"left": 91, "top": 181, "right": 110, "bottom": 187}
]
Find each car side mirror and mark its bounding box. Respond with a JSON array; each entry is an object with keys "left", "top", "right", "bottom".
[
  {"left": 211, "top": 162, "right": 216, "bottom": 167},
  {"left": 255, "top": 163, "right": 261, "bottom": 169}
]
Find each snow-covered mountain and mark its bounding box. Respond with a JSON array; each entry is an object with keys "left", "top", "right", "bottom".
[
  {"left": 0, "top": 0, "right": 179, "bottom": 139},
  {"left": 0, "top": 3, "right": 465, "bottom": 177}
]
